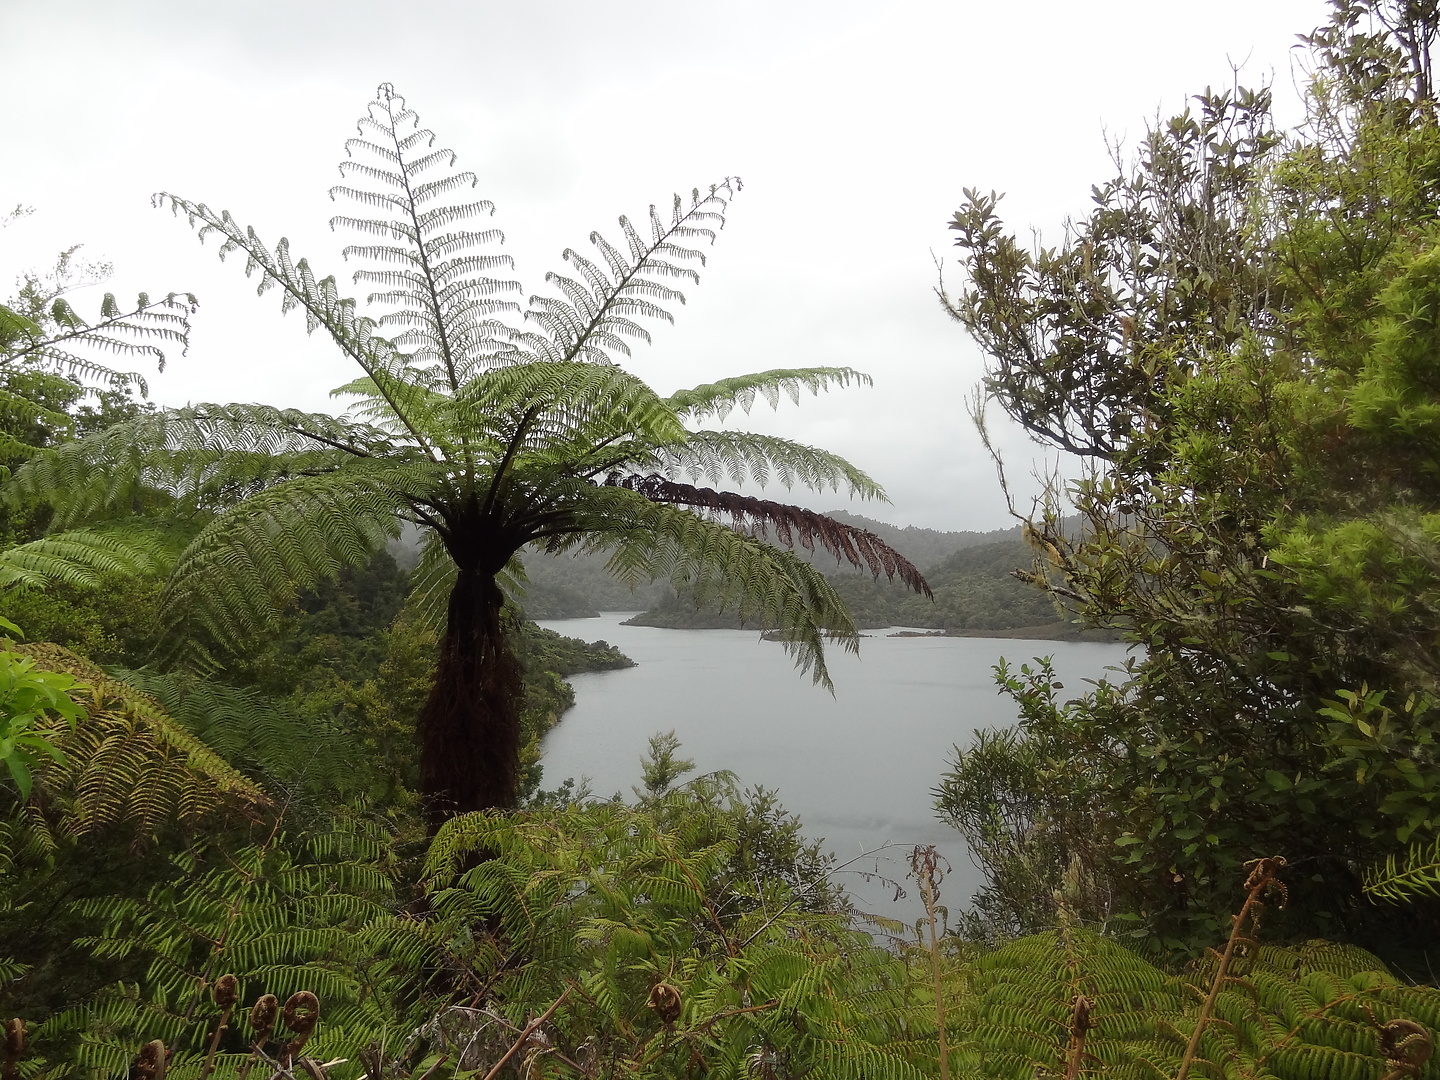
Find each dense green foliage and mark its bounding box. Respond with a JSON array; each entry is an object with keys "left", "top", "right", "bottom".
[
  {"left": 517, "top": 546, "right": 663, "bottom": 618},
  {"left": 827, "top": 540, "right": 1092, "bottom": 636},
  {"left": 939, "top": 0, "right": 1440, "bottom": 960},
  {"left": 6, "top": 697, "right": 1439, "bottom": 1080},
  {"left": 0, "top": 638, "right": 81, "bottom": 797}
]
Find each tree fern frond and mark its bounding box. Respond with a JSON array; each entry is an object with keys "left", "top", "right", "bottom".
[
  {"left": 520, "top": 181, "right": 739, "bottom": 367},
  {"left": 6, "top": 344, "right": 142, "bottom": 396},
  {"left": 0, "top": 302, "right": 45, "bottom": 344},
  {"left": 1364, "top": 835, "right": 1440, "bottom": 903},
  {"left": 945, "top": 925, "right": 1440, "bottom": 1080},
  {"left": 328, "top": 83, "right": 521, "bottom": 392},
  {"left": 0, "top": 383, "right": 67, "bottom": 439},
  {"left": 404, "top": 529, "right": 458, "bottom": 634},
  {"left": 10, "top": 403, "right": 411, "bottom": 525},
  {"left": 4, "top": 643, "right": 267, "bottom": 840},
  {"left": 0, "top": 519, "right": 189, "bottom": 591},
  {"left": 457, "top": 361, "right": 687, "bottom": 459},
  {"left": 606, "top": 474, "right": 931, "bottom": 596},
  {"left": 422, "top": 795, "right": 934, "bottom": 1080},
  {"left": 2, "top": 290, "right": 196, "bottom": 383},
  {"left": 159, "top": 465, "right": 415, "bottom": 660},
  {"left": 648, "top": 430, "right": 888, "bottom": 500},
  {"left": 153, "top": 194, "right": 441, "bottom": 451},
  {"left": 112, "top": 668, "right": 366, "bottom": 797},
  {"left": 48, "top": 816, "right": 434, "bottom": 1074},
  {"left": 669, "top": 366, "right": 874, "bottom": 421},
  {"left": 331, "top": 372, "right": 470, "bottom": 449},
  {"left": 569, "top": 490, "right": 861, "bottom": 689}
]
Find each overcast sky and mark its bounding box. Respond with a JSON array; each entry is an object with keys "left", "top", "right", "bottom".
[{"left": 2, "top": 0, "right": 1322, "bottom": 531}]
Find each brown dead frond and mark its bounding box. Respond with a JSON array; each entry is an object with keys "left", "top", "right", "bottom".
[{"left": 609, "top": 474, "right": 932, "bottom": 596}]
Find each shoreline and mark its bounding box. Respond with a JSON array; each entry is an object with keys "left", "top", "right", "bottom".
[{"left": 547, "top": 611, "right": 1123, "bottom": 644}]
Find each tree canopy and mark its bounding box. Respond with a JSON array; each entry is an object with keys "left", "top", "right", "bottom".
[{"left": 939, "top": 0, "right": 1440, "bottom": 959}]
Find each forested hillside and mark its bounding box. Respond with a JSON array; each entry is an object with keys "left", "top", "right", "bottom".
[
  {"left": 829, "top": 538, "right": 1110, "bottom": 637},
  {"left": 518, "top": 546, "right": 664, "bottom": 618},
  {"left": 517, "top": 512, "right": 1024, "bottom": 622},
  {"left": 622, "top": 524, "right": 1113, "bottom": 637}
]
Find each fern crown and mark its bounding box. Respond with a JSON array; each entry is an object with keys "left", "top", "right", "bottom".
[{"left": 9, "top": 84, "right": 916, "bottom": 688}]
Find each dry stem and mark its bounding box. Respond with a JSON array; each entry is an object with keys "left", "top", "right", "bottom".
[{"left": 1174, "top": 857, "right": 1286, "bottom": 1080}]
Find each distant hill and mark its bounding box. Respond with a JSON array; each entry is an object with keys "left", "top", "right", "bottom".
[
  {"left": 406, "top": 510, "right": 1113, "bottom": 640},
  {"left": 825, "top": 537, "right": 1117, "bottom": 638},
  {"left": 621, "top": 517, "right": 1117, "bottom": 640},
  {"left": 819, "top": 510, "right": 1023, "bottom": 570},
  {"left": 517, "top": 547, "right": 663, "bottom": 619},
  {"left": 516, "top": 513, "right": 1019, "bottom": 619}
]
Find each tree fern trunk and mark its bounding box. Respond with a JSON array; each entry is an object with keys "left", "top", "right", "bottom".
[{"left": 417, "top": 565, "right": 522, "bottom": 828}]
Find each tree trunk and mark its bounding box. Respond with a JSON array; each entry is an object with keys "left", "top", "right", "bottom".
[{"left": 416, "top": 564, "right": 523, "bottom": 830}]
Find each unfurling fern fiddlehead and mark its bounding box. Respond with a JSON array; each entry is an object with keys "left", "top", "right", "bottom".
[{"left": 1175, "top": 855, "right": 1288, "bottom": 1080}]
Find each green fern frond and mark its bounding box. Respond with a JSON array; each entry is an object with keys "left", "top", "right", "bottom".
[
  {"left": 159, "top": 463, "right": 417, "bottom": 658},
  {"left": 668, "top": 366, "right": 873, "bottom": 421},
  {"left": 648, "top": 430, "right": 887, "bottom": 499},
  {"left": 330, "top": 83, "right": 522, "bottom": 392},
  {"left": 153, "top": 193, "right": 444, "bottom": 454},
  {"left": 0, "top": 302, "right": 44, "bottom": 344},
  {"left": 111, "top": 668, "right": 366, "bottom": 798},
  {"left": 950, "top": 927, "right": 1440, "bottom": 1080},
  {"left": 3, "top": 643, "right": 266, "bottom": 842},
  {"left": 421, "top": 793, "right": 933, "bottom": 1080},
  {"left": 460, "top": 361, "right": 685, "bottom": 441},
  {"left": 10, "top": 403, "right": 408, "bottom": 527},
  {"left": 331, "top": 370, "right": 461, "bottom": 446},
  {"left": 1364, "top": 834, "right": 1440, "bottom": 903},
  {"left": 579, "top": 491, "right": 860, "bottom": 688},
  {"left": 0, "top": 385, "right": 71, "bottom": 462},
  {"left": 47, "top": 816, "right": 434, "bottom": 1078},
  {"left": 515, "top": 180, "right": 739, "bottom": 367},
  {"left": 0, "top": 956, "right": 28, "bottom": 989},
  {"left": 0, "top": 289, "right": 196, "bottom": 392},
  {"left": 0, "top": 519, "right": 190, "bottom": 591},
  {"left": 403, "top": 530, "right": 458, "bottom": 634}
]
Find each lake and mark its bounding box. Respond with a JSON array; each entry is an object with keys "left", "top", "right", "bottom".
[{"left": 537, "top": 613, "right": 1130, "bottom": 931}]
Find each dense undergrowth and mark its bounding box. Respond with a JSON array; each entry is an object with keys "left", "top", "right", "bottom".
[{"left": 2, "top": 669, "right": 1438, "bottom": 1080}]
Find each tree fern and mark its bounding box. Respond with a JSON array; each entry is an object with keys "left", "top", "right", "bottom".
[{"left": 12, "top": 83, "right": 927, "bottom": 823}]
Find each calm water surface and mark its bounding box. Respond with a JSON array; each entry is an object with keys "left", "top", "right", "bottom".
[{"left": 538, "top": 613, "right": 1129, "bottom": 928}]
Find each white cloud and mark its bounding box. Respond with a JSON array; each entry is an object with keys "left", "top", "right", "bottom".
[{"left": 0, "top": 0, "right": 1322, "bottom": 529}]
